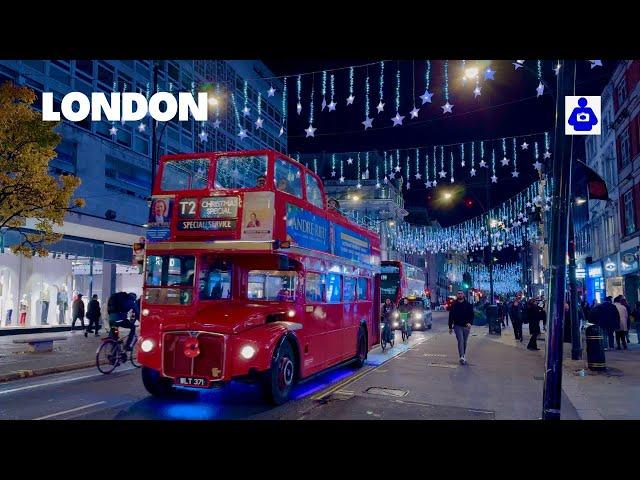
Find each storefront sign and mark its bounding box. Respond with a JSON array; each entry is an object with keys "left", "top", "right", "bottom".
[
  {"left": 620, "top": 249, "right": 639, "bottom": 274},
  {"left": 587, "top": 265, "right": 602, "bottom": 277},
  {"left": 241, "top": 192, "right": 274, "bottom": 241},
  {"left": 199, "top": 196, "right": 239, "bottom": 219},
  {"left": 576, "top": 268, "right": 586, "bottom": 279},
  {"left": 177, "top": 220, "right": 236, "bottom": 231},
  {"left": 285, "top": 203, "right": 330, "bottom": 253}
]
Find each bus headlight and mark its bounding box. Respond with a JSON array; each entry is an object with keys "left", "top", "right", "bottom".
[
  {"left": 140, "top": 339, "right": 154, "bottom": 353},
  {"left": 414, "top": 312, "right": 423, "bottom": 320},
  {"left": 142, "top": 308, "right": 150, "bottom": 317},
  {"left": 287, "top": 310, "right": 296, "bottom": 318},
  {"left": 240, "top": 345, "right": 256, "bottom": 359}
]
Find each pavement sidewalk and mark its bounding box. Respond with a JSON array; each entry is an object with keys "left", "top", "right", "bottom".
[
  {"left": 489, "top": 323, "right": 640, "bottom": 420},
  {"left": 0, "top": 331, "right": 103, "bottom": 382}
]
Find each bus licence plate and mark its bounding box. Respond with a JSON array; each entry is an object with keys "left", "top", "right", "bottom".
[{"left": 175, "top": 377, "right": 209, "bottom": 388}]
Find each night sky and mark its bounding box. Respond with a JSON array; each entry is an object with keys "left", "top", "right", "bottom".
[{"left": 265, "top": 59, "right": 617, "bottom": 229}]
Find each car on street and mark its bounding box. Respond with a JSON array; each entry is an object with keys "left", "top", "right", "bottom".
[{"left": 391, "top": 296, "right": 432, "bottom": 330}]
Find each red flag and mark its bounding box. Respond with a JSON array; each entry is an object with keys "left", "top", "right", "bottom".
[{"left": 576, "top": 159, "right": 609, "bottom": 200}]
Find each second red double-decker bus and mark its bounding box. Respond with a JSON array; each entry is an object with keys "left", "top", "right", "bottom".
[
  {"left": 137, "top": 150, "right": 381, "bottom": 404},
  {"left": 380, "top": 260, "right": 426, "bottom": 305}
]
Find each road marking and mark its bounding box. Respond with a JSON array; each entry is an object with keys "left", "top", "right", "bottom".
[
  {"left": 33, "top": 401, "right": 107, "bottom": 420},
  {"left": 311, "top": 337, "right": 427, "bottom": 401},
  {"left": 0, "top": 366, "right": 136, "bottom": 396}
]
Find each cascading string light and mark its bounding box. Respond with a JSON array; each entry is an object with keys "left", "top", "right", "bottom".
[
  {"left": 305, "top": 74, "right": 316, "bottom": 137},
  {"left": 243, "top": 80, "right": 250, "bottom": 116},
  {"left": 405, "top": 154, "right": 411, "bottom": 189},
  {"left": 339, "top": 155, "right": 345, "bottom": 183},
  {"left": 331, "top": 153, "right": 336, "bottom": 177},
  {"left": 365, "top": 151, "right": 370, "bottom": 179},
  {"left": 347, "top": 66, "right": 355, "bottom": 105},
  {"left": 501, "top": 137, "right": 508, "bottom": 165},
  {"left": 415, "top": 148, "right": 420, "bottom": 180},
  {"left": 424, "top": 151, "right": 430, "bottom": 187},
  {"left": 491, "top": 148, "right": 497, "bottom": 183},
  {"left": 432, "top": 146, "right": 437, "bottom": 186},
  {"left": 357, "top": 152, "right": 362, "bottom": 188},
  {"left": 377, "top": 61, "right": 385, "bottom": 114},
  {"left": 280, "top": 77, "right": 287, "bottom": 137},
  {"left": 330, "top": 73, "right": 335, "bottom": 110},
  {"left": 470, "top": 141, "right": 476, "bottom": 176},
  {"left": 512, "top": 137, "right": 519, "bottom": 177},
  {"left": 296, "top": 74, "right": 302, "bottom": 115},
  {"left": 450, "top": 150, "right": 455, "bottom": 183},
  {"left": 536, "top": 60, "right": 545, "bottom": 97},
  {"left": 461, "top": 143, "right": 465, "bottom": 167},
  {"left": 321, "top": 70, "right": 327, "bottom": 110},
  {"left": 441, "top": 60, "right": 453, "bottom": 114},
  {"left": 362, "top": 69, "right": 372, "bottom": 130}
]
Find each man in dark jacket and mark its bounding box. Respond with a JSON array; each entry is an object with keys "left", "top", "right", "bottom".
[
  {"left": 85, "top": 294, "right": 101, "bottom": 337},
  {"left": 588, "top": 296, "right": 620, "bottom": 350},
  {"left": 71, "top": 293, "right": 85, "bottom": 331},
  {"left": 526, "top": 298, "right": 545, "bottom": 350},
  {"left": 509, "top": 291, "right": 526, "bottom": 342},
  {"left": 107, "top": 292, "right": 138, "bottom": 351},
  {"left": 448, "top": 290, "right": 474, "bottom": 365}
]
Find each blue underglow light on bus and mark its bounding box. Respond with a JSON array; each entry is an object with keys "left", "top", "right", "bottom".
[{"left": 162, "top": 403, "right": 218, "bottom": 420}]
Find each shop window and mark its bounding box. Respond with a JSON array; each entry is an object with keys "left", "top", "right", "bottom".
[
  {"left": 49, "top": 65, "right": 71, "bottom": 86},
  {"left": 105, "top": 155, "right": 151, "bottom": 193},
  {"left": 274, "top": 158, "right": 302, "bottom": 198},
  {"left": 325, "top": 273, "right": 342, "bottom": 303},
  {"left": 50, "top": 140, "right": 77, "bottom": 175},
  {"left": 97, "top": 62, "right": 114, "bottom": 88},
  {"left": 305, "top": 272, "right": 325, "bottom": 303},
  {"left": 616, "top": 81, "right": 627, "bottom": 108},
  {"left": 305, "top": 172, "right": 324, "bottom": 208},
  {"left": 343, "top": 277, "right": 356, "bottom": 302}
]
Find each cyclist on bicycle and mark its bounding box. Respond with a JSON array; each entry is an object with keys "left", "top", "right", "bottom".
[
  {"left": 398, "top": 298, "right": 413, "bottom": 336},
  {"left": 381, "top": 298, "right": 395, "bottom": 341},
  {"left": 107, "top": 291, "right": 139, "bottom": 351}
]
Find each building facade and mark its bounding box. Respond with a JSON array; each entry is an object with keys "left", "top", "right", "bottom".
[
  {"left": 0, "top": 60, "right": 284, "bottom": 332},
  {"left": 577, "top": 60, "right": 640, "bottom": 305}
]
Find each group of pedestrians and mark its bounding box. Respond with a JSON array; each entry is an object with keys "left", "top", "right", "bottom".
[
  {"left": 588, "top": 295, "right": 639, "bottom": 350},
  {"left": 497, "top": 292, "right": 547, "bottom": 351},
  {"left": 69, "top": 292, "right": 140, "bottom": 348}
]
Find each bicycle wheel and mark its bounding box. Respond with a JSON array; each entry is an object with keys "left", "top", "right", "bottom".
[
  {"left": 401, "top": 329, "right": 407, "bottom": 342},
  {"left": 96, "top": 339, "right": 120, "bottom": 374},
  {"left": 389, "top": 331, "right": 395, "bottom": 348},
  {"left": 129, "top": 334, "right": 141, "bottom": 368}
]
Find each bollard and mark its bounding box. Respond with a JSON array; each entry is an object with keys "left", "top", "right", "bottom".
[{"left": 585, "top": 324, "right": 606, "bottom": 371}]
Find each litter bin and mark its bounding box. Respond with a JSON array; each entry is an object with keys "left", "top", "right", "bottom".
[
  {"left": 486, "top": 305, "right": 500, "bottom": 335},
  {"left": 585, "top": 324, "right": 606, "bottom": 371}
]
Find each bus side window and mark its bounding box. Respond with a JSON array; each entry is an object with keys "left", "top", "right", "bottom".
[
  {"left": 357, "top": 277, "right": 369, "bottom": 301},
  {"left": 325, "top": 273, "right": 342, "bottom": 303},
  {"left": 305, "top": 272, "right": 325, "bottom": 303},
  {"left": 343, "top": 277, "right": 356, "bottom": 302}
]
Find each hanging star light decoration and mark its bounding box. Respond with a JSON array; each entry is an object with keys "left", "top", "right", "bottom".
[
  {"left": 441, "top": 60, "right": 453, "bottom": 114},
  {"left": 347, "top": 94, "right": 355, "bottom": 105},
  {"left": 484, "top": 67, "right": 495, "bottom": 80},
  {"left": 255, "top": 117, "right": 264, "bottom": 129},
  {"left": 394, "top": 164, "right": 401, "bottom": 172},
  {"left": 473, "top": 85, "right": 482, "bottom": 97},
  {"left": 543, "top": 151, "right": 551, "bottom": 159},
  {"left": 198, "top": 130, "right": 208, "bottom": 142},
  {"left": 347, "top": 157, "right": 354, "bottom": 165},
  {"left": 267, "top": 86, "right": 276, "bottom": 97},
  {"left": 554, "top": 62, "right": 561, "bottom": 75},
  {"left": 589, "top": 60, "right": 603, "bottom": 68},
  {"left": 511, "top": 170, "right": 520, "bottom": 177},
  {"left": 491, "top": 174, "right": 498, "bottom": 183},
  {"left": 327, "top": 100, "right": 336, "bottom": 111},
  {"left": 410, "top": 107, "right": 419, "bottom": 119},
  {"left": 536, "top": 82, "right": 545, "bottom": 97},
  {"left": 339, "top": 175, "right": 345, "bottom": 183},
  {"left": 420, "top": 89, "right": 433, "bottom": 104},
  {"left": 213, "top": 119, "right": 221, "bottom": 129},
  {"left": 238, "top": 128, "right": 248, "bottom": 140},
  {"left": 415, "top": 172, "right": 422, "bottom": 180},
  {"left": 521, "top": 142, "right": 529, "bottom": 150},
  {"left": 501, "top": 157, "right": 510, "bottom": 166},
  {"left": 137, "top": 122, "right": 146, "bottom": 132},
  {"left": 376, "top": 61, "right": 385, "bottom": 114},
  {"left": 512, "top": 60, "right": 525, "bottom": 70},
  {"left": 479, "top": 159, "right": 487, "bottom": 168},
  {"left": 331, "top": 170, "right": 336, "bottom": 177},
  {"left": 533, "top": 160, "right": 543, "bottom": 170},
  {"left": 392, "top": 112, "right": 405, "bottom": 126},
  {"left": 279, "top": 126, "right": 285, "bottom": 137},
  {"left": 362, "top": 117, "right": 373, "bottom": 129},
  {"left": 376, "top": 100, "right": 385, "bottom": 113},
  {"left": 439, "top": 169, "right": 447, "bottom": 178},
  {"left": 109, "top": 125, "right": 118, "bottom": 136},
  {"left": 470, "top": 168, "right": 476, "bottom": 176},
  {"left": 305, "top": 125, "right": 316, "bottom": 137}
]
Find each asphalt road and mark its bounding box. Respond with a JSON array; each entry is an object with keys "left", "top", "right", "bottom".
[{"left": 0, "top": 312, "right": 579, "bottom": 420}]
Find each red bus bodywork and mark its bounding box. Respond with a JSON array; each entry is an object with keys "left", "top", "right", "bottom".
[
  {"left": 137, "top": 150, "right": 381, "bottom": 401},
  {"left": 380, "top": 260, "right": 426, "bottom": 305}
]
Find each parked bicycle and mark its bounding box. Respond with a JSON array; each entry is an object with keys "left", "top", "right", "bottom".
[{"left": 96, "top": 326, "right": 140, "bottom": 374}]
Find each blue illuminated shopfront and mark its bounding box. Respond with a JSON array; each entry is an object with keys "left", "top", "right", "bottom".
[{"left": 586, "top": 262, "right": 605, "bottom": 305}]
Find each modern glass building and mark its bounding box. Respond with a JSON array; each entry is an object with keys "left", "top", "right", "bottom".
[{"left": 0, "top": 60, "right": 285, "bottom": 332}]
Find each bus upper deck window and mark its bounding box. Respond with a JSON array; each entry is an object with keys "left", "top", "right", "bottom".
[
  {"left": 274, "top": 158, "right": 302, "bottom": 198},
  {"left": 214, "top": 155, "right": 268, "bottom": 189}
]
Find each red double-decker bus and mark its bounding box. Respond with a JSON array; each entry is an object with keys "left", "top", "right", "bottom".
[
  {"left": 137, "top": 150, "right": 381, "bottom": 404},
  {"left": 380, "top": 260, "right": 426, "bottom": 305}
]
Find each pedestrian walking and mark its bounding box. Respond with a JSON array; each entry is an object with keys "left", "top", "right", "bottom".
[
  {"left": 588, "top": 296, "right": 619, "bottom": 350},
  {"left": 71, "top": 293, "right": 85, "bottom": 331},
  {"left": 448, "top": 290, "right": 474, "bottom": 365},
  {"left": 509, "top": 292, "right": 526, "bottom": 342},
  {"left": 614, "top": 295, "right": 629, "bottom": 350},
  {"left": 619, "top": 296, "right": 632, "bottom": 343},
  {"left": 526, "top": 298, "right": 545, "bottom": 350},
  {"left": 85, "top": 294, "right": 101, "bottom": 337}
]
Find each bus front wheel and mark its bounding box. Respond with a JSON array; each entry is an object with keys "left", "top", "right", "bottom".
[
  {"left": 354, "top": 327, "right": 367, "bottom": 368},
  {"left": 142, "top": 367, "right": 175, "bottom": 398},
  {"left": 262, "top": 340, "right": 296, "bottom": 405}
]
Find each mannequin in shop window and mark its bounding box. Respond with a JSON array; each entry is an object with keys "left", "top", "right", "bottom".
[
  {"left": 19, "top": 294, "right": 28, "bottom": 326},
  {"left": 40, "top": 282, "right": 51, "bottom": 325},
  {"left": 5, "top": 293, "right": 14, "bottom": 326},
  {"left": 57, "top": 285, "right": 68, "bottom": 325}
]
